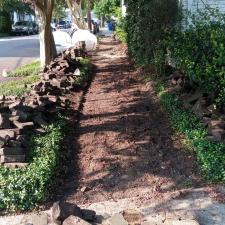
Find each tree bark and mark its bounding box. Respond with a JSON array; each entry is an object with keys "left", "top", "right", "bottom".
[
  {"left": 39, "top": 14, "right": 57, "bottom": 67},
  {"left": 86, "top": 0, "right": 92, "bottom": 31},
  {"left": 35, "top": 0, "right": 57, "bottom": 67},
  {"left": 65, "top": 0, "right": 86, "bottom": 29}
]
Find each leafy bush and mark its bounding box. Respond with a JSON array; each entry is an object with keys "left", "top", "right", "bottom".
[
  {"left": 155, "top": 81, "right": 225, "bottom": 182},
  {"left": 124, "top": 0, "right": 180, "bottom": 67},
  {"left": 114, "top": 7, "right": 127, "bottom": 43},
  {"left": 0, "top": 121, "right": 65, "bottom": 211},
  {"left": 168, "top": 10, "right": 225, "bottom": 106},
  {"left": 75, "top": 58, "right": 92, "bottom": 87},
  {"left": 0, "top": 11, "right": 11, "bottom": 33},
  {"left": 115, "top": 26, "right": 127, "bottom": 43}
]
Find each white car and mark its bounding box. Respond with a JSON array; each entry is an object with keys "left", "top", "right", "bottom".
[{"left": 12, "top": 21, "right": 34, "bottom": 35}]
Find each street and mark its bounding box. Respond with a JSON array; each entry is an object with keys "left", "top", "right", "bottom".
[
  {"left": 0, "top": 32, "right": 73, "bottom": 81},
  {"left": 0, "top": 35, "right": 39, "bottom": 75}
]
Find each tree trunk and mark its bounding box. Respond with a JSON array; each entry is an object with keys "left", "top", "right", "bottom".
[
  {"left": 65, "top": 0, "right": 86, "bottom": 29},
  {"left": 86, "top": 0, "right": 92, "bottom": 31},
  {"left": 101, "top": 15, "right": 104, "bottom": 28},
  {"left": 39, "top": 15, "right": 57, "bottom": 67},
  {"left": 35, "top": 1, "right": 57, "bottom": 67}
]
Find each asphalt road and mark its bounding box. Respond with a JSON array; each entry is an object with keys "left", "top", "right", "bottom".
[{"left": 0, "top": 35, "right": 40, "bottom": 76}]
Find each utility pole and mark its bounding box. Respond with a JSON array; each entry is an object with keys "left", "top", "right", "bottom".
[{"left": 86, "top": 0, "right": 92, "bottom": 31}]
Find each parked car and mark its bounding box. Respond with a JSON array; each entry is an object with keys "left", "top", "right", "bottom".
[
  {"left": 57, "top": 21, "right": 71, "bottom": 29},
  {"left": 12, "top": 21, "right": 34, "bottom": 35},
  {"left": 31, "top": 21, "right": 39, "bottom": 34}
]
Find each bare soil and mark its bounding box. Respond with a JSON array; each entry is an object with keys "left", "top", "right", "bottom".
[{"left": 59, "top": 37, "right": 204, "bottom": 207}]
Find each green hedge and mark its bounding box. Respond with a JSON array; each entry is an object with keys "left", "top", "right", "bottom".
[
  {"left": 168, "top": 10, "right": 225, "bottom": 106},
  {"left": 0, "top": 11, "right": 11, "bottom": 33},
  {"left": 124, "top": 0, "right": 180, "bottom": 67},
  {"left": 155, "top": 82, "right": 225, "bottom": 182}
]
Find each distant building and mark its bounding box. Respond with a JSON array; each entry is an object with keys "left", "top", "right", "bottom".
[
  {"left": 122, "top": 0, "right": 126, "bottom": 17},
  {"left": 180, "top": 0, "right": 225, "bottom": 13},
  {"left": 12, "top": 11, "right": 35, "bottom": 24},
  {"left": 180, "top": 0, "right": 225, "bottom": 27},
  {"left": 65, "top": 9, "right": 72, "bottom": 23}
]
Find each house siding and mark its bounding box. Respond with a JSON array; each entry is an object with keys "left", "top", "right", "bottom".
[{"left": 182, "top": 0, "right": 225, "bottom": 13}]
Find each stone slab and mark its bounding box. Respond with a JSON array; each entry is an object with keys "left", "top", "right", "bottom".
[
  {"left": 0, "top": 147, "right": 24, "bottom": 155},
  {"left": 14, "top": 121, "right": 34, "bottom": 130},
  {"left": 31, "top": 213, "right": 48, "bottom": 225},
  {"left": 0, "top": 129, "right": 15, "bottom": 139},
  {"left": 62, "top": 215, "right": 91, "bottom": 225},
  {"left": 1, "top": 154, "right": 25, "bottom": 163},
  {"left": 165, "top": 219, "right": 199, "bottom": 225},
  {"left": 4, "top": 162, "right": 28, "bottom": 168},
  {"left": 106, "top": 214, "right": 128, "bottom": 225}
]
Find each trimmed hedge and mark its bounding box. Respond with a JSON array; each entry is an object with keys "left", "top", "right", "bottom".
[
  {"left": 154, "top": 82, "right": 225, "bottom": 182},
  {"left": 124, "top": 0, "right": 180, "bottom": 67},
  {"left": 168, "top": 10, "right": 225, "bottom": 106},
  {"left": 0, "top": 11, "right": 11, "bottom": 33}
]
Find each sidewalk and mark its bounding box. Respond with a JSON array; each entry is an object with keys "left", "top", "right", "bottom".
[{"left": 99, "top": 27, "right": 114, "bottom": 37}]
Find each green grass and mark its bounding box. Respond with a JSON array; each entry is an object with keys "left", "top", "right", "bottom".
[
  {"left": 0, "top": 75, "right": 40, "bottom": 97},
  {"left": 75, "top": 58, "right": 92, "bottom": 87},
  {"left": 8, "top": 61, "right": 40, "bottom": 77},
  {"left": 0, "top": 61, "right": 41, "bottom": 97}
]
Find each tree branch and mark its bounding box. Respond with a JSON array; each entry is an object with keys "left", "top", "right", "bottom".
[{"left": 33, "top": 0, "right": 44, "bottom": 11}]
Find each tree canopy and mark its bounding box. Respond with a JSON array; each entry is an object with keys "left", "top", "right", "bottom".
[
  {"left": 94, "top": 0, "right": 120, "bottom": 20},
  {"left": 52, "top": 0, "right": 67, "bottom": 21},
  {"left": 0, "top": 0, "right": 33, "bottom": 14}
]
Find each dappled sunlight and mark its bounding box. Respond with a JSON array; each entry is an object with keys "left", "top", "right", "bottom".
[{"left": 55, "top": 38, "right": 201, "bottom": 207}]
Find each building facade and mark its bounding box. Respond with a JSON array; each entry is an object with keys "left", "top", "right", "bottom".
[{"left": 181, "top": 0, "right": 225, "bottom": 13}]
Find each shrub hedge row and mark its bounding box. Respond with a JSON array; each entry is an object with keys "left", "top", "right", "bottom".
[
  {"left": 124, "top": 1, "right": 225, "bottom": 106},
  {"left": 168, "top": 10, "right": 225, "bottom": 106},
  {"left": 124, "top": 0, "right": 180, "bottom": 67}
]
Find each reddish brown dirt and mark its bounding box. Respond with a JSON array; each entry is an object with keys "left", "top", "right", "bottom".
[{"left": 63, "top": 37, "right": 202, "bottom": 206}]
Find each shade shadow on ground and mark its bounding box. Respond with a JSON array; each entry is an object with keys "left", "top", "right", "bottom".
[{"left": 51, "top": 38, "right": 205, "bottom": 208}]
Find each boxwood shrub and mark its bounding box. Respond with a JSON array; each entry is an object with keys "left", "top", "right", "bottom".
[{"left": 168, "top": 10, "right": 225, "bottom": 106}]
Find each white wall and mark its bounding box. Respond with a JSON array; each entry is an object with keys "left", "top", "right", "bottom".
[
  {"left": 122, "top": 0, "right": 127, "bottom": 17},
  {"left": 182, "top": 0, "right": 225, "bottom": 13},
  {"left": 13, "top": 12, "right": 34, "bottom": 24}
]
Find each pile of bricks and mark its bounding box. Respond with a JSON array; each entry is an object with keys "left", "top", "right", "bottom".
[{"left": 0, "top": 43, "right": 88, "bottom": 168}]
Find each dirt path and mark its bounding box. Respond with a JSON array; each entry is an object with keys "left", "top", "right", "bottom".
[
  {"left": 1, "top": 37, "right": 225, "bottom": 225},
  {"left": 64, "top": 37, "right": 202, "bottom": 207}
]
